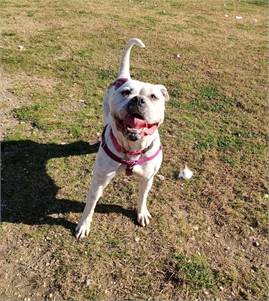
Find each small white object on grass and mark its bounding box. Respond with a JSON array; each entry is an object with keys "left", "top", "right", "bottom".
[
  {"left": 193, "top": 225, "right": 199, "bottom": 231},
  {"left": 178, "top": 165, "right": 193, "bottom": 180},
  {"left": 236, "top": 16, "right": 243, "bottom": 20},
  {"left": 157, "top": 174, "right": 165, "bottom": 181}
]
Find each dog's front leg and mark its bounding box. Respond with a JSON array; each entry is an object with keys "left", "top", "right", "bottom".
[
  {"left": 75, "top": 173, "right": 114, "bottom": 239},
  {"left": 137, "top": 177, "right": 154, "bottom": 227}
]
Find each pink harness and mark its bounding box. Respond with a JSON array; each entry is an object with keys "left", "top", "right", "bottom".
[{"left": 101, "top": 125, "right": 162, "bottom": 176}]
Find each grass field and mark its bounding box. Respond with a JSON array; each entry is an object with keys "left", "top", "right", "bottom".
[{"left": 0, "top": 0, "right": 268, "bottom": 300}]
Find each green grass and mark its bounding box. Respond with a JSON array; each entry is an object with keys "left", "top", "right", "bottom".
[
  {"left": 0, "top": 0, "right": 268, "bottom": 300},
  {"left": 169, "top": 253, "right": 216, "bottom": 290}
]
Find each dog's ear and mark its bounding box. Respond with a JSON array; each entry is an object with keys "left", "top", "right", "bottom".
[{"left": 157, "top": 85, "right": 170, "bottom": 101}]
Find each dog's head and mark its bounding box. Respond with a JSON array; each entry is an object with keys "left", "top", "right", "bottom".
[{"left": 109, "top": 79, "right": 169, "bottom": 141}]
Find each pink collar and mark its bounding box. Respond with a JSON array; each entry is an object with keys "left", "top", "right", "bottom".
[{"left": 101, "top": 125, "right": 162, "bottom": 176}]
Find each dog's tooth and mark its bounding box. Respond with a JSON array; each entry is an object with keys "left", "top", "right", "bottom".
[{"left": 127, "top": 127, "right": 142, "bottom": 133}]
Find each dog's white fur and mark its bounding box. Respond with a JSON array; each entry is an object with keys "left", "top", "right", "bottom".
[{"left": 76, "top": 38, "right": 169, "bottom": 239}]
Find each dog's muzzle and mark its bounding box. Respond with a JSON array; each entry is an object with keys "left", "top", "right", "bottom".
[
  {"left": 127, "top": 96, "right": 145, "bottom": 117},
  {"left": 114, "top": 96, "right": 159, "bottom": 140}
]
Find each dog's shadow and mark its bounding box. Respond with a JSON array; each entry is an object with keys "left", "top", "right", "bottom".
[{"left": 1, "top": 140, "right": 136, "bottom": 231}]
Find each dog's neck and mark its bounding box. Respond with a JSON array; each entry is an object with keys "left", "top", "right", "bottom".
[{"left": 111, "top": 121, "right": 158, "bottom": 153}]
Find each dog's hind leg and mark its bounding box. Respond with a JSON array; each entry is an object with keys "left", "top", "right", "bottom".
[
  {"left": 137, "top": 177, "right": 154, "bottom": 227},
  {"left": 75, "top": 172, "right": 114, "bottom": 239}
]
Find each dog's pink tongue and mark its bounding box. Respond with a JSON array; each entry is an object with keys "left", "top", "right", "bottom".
[
  {"left": 144, "top": 124, "right": 158, "bottom": 135},
  {"left": 125, "top": 115, "right": 146, "bottom": 129}
]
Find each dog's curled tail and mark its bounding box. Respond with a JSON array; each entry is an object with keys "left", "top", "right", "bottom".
[{"left": 118, "top": 38, "right": 145, "bottom": 79}]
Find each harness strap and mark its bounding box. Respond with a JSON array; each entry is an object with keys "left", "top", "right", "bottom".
[{"left": 101, "top": 125, "right": 162, "bottom": 176}]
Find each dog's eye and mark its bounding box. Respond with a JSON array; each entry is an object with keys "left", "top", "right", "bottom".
[
  {"left": 121, "top": 89, "right": 132, "bottom": 97},
  {"left": 150, "top": 94, "right": 157, "bottom": 100}
]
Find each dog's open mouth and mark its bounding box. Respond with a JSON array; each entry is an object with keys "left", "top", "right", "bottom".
[
  {"left": 114, "top": 114, "right": 158, "bottom": 138},
  {"left": 125, "top": 113, "right": 147, "bottom": 132}
]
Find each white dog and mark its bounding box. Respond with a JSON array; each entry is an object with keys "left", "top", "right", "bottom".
[{"left": 76, "top": 38, "right": 169, "bottom": 239}]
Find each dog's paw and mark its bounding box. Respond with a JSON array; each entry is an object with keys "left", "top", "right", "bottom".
[
  {"left": 137, "top": 208, "right": 152, "bottom": 227},
  {"left": 75, "top": 221, "right": 91, "bottom": 240}
]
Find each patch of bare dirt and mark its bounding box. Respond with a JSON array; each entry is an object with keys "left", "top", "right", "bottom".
[
  {"left": 0, "top": 70, "right": 25, "bottom": 138},
  {"left": 0, "top": 70, "right": 59, "bottom": 138}
]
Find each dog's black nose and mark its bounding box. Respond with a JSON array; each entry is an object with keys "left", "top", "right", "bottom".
[
  {"left": 137, "top": 97, "right": 145, "bottom": 105},
  {"left": 128, "top": 96, "right": 145, "bottom": 113},
  {"left": 133, "top": 96, "right": 145, "bottom": 107}
]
